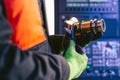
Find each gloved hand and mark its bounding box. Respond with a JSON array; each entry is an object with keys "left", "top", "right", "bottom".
[{"left": 64, "top": 40, "right": 88, "bottom": 80}]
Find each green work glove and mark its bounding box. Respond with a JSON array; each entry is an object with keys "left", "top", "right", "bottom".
[{"left": 64, "top": 40, "right": 88, "bottom": 80}]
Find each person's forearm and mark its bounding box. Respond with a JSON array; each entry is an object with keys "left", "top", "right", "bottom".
[{"left": 0, "top": 42, "right": 70, "bottom": 80}]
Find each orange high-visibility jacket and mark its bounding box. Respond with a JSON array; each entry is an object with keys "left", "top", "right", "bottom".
[{"left": 4, "top": 0, "right": 46, "bottom": 50}]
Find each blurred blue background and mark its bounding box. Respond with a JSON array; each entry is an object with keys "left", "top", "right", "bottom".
[{"left": 54, "top": 0, "right": 120, "bottom": 80}]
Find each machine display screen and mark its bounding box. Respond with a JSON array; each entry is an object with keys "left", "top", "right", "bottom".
[
  {"left": 67, "top": 0, "right": 109, "bottom": 2},
  {"left": 66, "top": 0, "right": 114, "bottom": 7},
  {"left": 90, "top": 0, "right": 109, "bottom": 2},
  {"left": 84, "top": 39, "right": 120, "bottom": 68},
  {"left": 67, "top": 0, "right": 88, "bottom": 2}
]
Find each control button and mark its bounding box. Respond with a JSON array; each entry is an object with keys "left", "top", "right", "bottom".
[
  {"left": 98, "top": 8, "right": 101, "bottom": 11},
  {"left": 94, "top": 8, "right": 97, "bottom": 11},
  {"left": 86, "top": 8, "right": 89, "bottom": 11},
  {"left": 90, "top": 8, "right": 93, "bottom": 11},
  {"left": 107, "top": 70, "right": 115, "bottom": 76},
  {"left": 86, "top": 69, "right": 91, "bottom": 73},
  {"left": 73, "top": 8, "right": 76, "bottom": 11},
  {"left": 113, "top": 2, "right": 117, "bottom": 5},
  {"left": 61, "top": 15, "right": 66, "bottom": 20},
  {"left": 77, "top": 8, "right": 80, "bottom": 11},
  {"left": 101, "top": 70, "right": 108, "bottom": 77},
  {"left": 81, "top": 8, "right": 85, "bottom": 11},
  {"left": 106, "top": 8, "right": 109, "bottom": 11},
  {"left": 102, "top": 8, "right": 105, "bottom": 11},
  {"left": 94, "top": 70, "right": 101, "bottom": 76}
]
